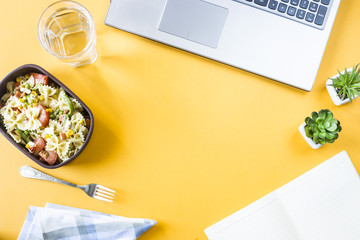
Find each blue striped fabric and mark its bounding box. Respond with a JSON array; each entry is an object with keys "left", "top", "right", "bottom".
[{"left": 18, "top": 203, "right": 156, "bottom": 240}]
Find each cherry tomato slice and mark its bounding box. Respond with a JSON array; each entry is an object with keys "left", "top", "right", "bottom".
[
  {"left": 30, "top": 73, "right": 48, "bottom": 86},
  {"left": 38, "top": 104, "right": 50, "bottom": 127},
  {"left": 33, "top": 138, "right": 46, "bottom": 155},
  {"left": 45, "top": 151, "right": 58, "bottom": 166}
]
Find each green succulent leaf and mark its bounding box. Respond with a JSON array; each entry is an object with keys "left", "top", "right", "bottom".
[
  {"left": 329, "top": 118, "right": 338, "bottom": 125},
  {"left": 305, "top": 117, "right": 314, "bottom": 126},
  {"left": 319, "top": 132, "right": 326, "bottom": 139},
  {"left": 303, "top": 109, "right": 341, "bottom": 145},
  {"left": 327, "top": 123, "right": 337, "bottom": 132},
  {"left": 353, "top": 88, "right": 360, "bottom": 96},
  {"left": 329, "top": 65, "right": 360, "bottom": 102},
  {"left": 318, "top": 124, "right": 325, "bottom": 132},
  {"left": 305, "top": 127, "right": 312, "bottom": 138},
  {"left": 324, "top": 122, "right": 330, "bottom": 128},
  {"left": 316, "top": 117, "right": 323, "bottom": 124},
  {"left": 318, "top": 110, "right": 327, "bottom": 119},
  {"left": 313, "top": 131, "right": 319, "bottom": 139},
  {"left": 311, "top": 112, "right": 318, "bottom": 120},
  {"left": 324, "top": 112, "right": 333, "bottom": 122},
  {"left": 326, "top": 133, "right": 335, "bottom": 139}
]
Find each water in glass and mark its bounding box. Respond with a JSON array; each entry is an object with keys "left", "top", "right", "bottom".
[{"left": 38, "top": 1, "right": 97, "bottom": 67}]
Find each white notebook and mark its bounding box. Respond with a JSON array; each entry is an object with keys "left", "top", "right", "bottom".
[{"left": 205, "top": 151, "right": 360, "bottom": 240}]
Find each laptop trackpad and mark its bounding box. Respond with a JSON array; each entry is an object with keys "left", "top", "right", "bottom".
[{"left": 158, "top": 0, "right": 228, "bottom": 49}]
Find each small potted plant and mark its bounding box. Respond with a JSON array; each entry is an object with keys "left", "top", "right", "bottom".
[
  {"left": 326, "top": 64, "right": 360, "bottom": 105},
  {"left": 299, "top": 109, "right": 342, "bottom": 149}
]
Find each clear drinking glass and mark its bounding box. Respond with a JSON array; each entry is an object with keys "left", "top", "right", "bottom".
[{"left": 37, "top": 0, "right": 97, "bottom": 67}]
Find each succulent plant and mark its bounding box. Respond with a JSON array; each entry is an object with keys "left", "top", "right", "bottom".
[
  {"left": 328, "top": 64, "right": 360, "bottom": 102},
  {"left": 304, "top": 109, "right": 342, "bottom": 145}
]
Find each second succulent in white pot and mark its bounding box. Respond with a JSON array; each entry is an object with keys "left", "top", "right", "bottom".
[
  {"left": 299, "top": 109, "right": 342, "bottom": 149},
  {"left": 326, "top": 65, "right": 360, "bottom": 106}
]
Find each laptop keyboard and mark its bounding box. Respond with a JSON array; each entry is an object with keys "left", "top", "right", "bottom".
[{"left": 233, "top": 0, "right": 334, "bottom": 30}]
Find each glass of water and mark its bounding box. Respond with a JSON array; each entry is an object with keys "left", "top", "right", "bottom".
[{"left": 37, "top": 0, "right": 97, "bottom": 67}]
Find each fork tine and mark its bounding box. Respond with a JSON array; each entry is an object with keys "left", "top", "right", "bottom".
[
  {"left": 95, "top": 191, "right": 114, "bottom": 200},
  {"left": 94, "top": 185, "right": 115, "bottom": 202},
  {"left": 96, "top": 187, "right": 115, "bottom": 196},
  {"left": 94, "top": 195, "right": 114, "bottom": 202},
  {"left": 97, "top": 185, "right": 116, "bottom": 193}
]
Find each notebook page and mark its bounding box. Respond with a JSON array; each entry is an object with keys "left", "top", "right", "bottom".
[
  {"left": 205, "top": 151, "right": 360, "bottom": 240},
  {"left": 277, "top": 151, "right": 360, "bottom": 240},
  {"left": 205, "top": 192, "right": 302, "bottom": 240}
]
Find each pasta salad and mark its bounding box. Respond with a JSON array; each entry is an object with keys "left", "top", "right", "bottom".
[{"left": 0, "top": 73, "right": 90, "bottom": 165}]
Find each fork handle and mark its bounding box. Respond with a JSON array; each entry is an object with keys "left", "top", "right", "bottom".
[{"left": 19, "top": 165, "right": 77, "bottom": 188}]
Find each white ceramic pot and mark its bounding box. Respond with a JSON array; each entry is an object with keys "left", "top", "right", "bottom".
[
  {"left": 298, "top": 122, "right": 323, "bottom": 149},
  {"left": 326, "top": 69, "right": 358, "bottom": 106}
]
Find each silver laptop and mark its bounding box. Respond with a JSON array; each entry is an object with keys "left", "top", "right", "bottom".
[{"left": 105, "top": 0, "right": 341, "bottom": 91}]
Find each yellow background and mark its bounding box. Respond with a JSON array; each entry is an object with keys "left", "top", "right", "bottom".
[{"left": 1, "top": 0, "right": 360, "bottom": 239}]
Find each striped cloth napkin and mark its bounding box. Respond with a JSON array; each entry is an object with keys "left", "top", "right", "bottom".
[{"left": 18, "top": 203, "right": 157, "bottom": 240}]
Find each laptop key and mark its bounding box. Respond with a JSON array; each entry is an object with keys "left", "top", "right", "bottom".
[
  {"left": 290, "top": 0, "right": 299, "bottom": 6},
  {"left": 254, "top": 0, "right": 269, "bottom": 6},
  {"left": 315, "top": 5, "right": 327, "bottom": 25},
  {"left": 278, "top": 3, "right": 287, "bottom": 13},
  {"left": 296, "top": 9, "right": 306, "bottom": 19},
  {"left": 268, "top": 0, "right": 278, "bottom": 10},
  {"left": 305, "top": 12, "right": 315, "bottom": 22},
  {"left": 231, "top": 0, "right": 332, "bottom": 29},
  {"left": 287, "top": 6, "right": 296, "bottom": 16},
  {"left": 299, "top": 0, "right": 309, "bottom": 9},
  {"left": 309, "top": 2, "right": 318, "bottom": 12}
]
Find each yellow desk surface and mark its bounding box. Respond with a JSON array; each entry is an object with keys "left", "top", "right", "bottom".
[{"left": 1, "top": 0, "right": 360, "bottom": 239}]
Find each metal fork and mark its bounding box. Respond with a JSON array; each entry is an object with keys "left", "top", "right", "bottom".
[{"left": 19, "top": 165, "right": 116, "bottom": 202}]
